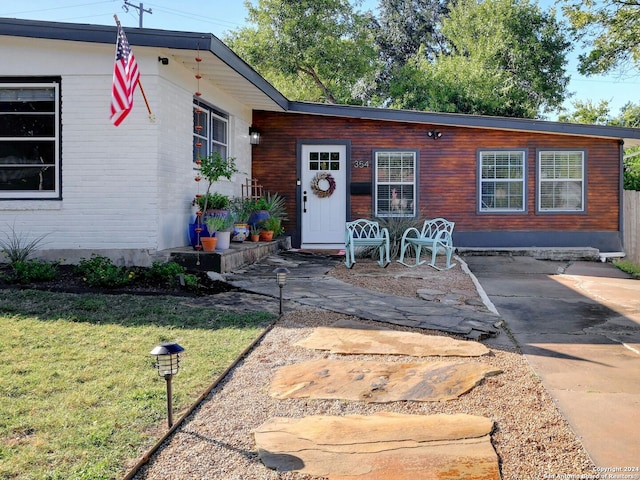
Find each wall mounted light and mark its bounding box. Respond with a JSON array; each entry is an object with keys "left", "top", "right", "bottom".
[
  {"left": 150, "top": 342, "right": 184, "bottom": 428},
  {"left": 249, "top": 126, "right": 261, "bottom": 145},
  {"left": 158, "top": 56, "right": 169, "bottom": 65},
  {"left": 427, "top": 130, "right": 442, "bottom": 140}
]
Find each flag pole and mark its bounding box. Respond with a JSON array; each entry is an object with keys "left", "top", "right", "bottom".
[
  {"left": 138, "top": 80, "right": 155, "bottom": 122},
  {"left": 113, "top": 15, "right": 155, "bottom": 123}
]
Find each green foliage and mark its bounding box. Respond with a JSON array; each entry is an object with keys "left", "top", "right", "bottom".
[
  {"left": 196, "top": 152, "right": 239, "bottom": 214},
  {"left": 75, "top": 255, "right": 134, "bottom": 288},
  {"left": 559, "top": 100, "right": 640, "bottom": 191},
  {"left": 389, "top": 0, "right": 570, "bottom": 117},
  {"left": 0, "top": 223, "right": 49, "bottom": 264},
  {"left": 197, "top": 152, "right": 239, "bottom": 184},
  {"left": 225, "top": 0, "right": 379, "bottom": 104},
  {"left": 624, "top": 152, "right": 640, "bottom": 191},
  {"left": 561, "top": 0, "right": 640, "bottom": 75},
  {"left": 260, "top": 216, "right": 282, "bottom": 235},
  {"left": 377, "top": 216, "right": 422, "bottom": 259},
  {"left": 558, "top": 99, "right": 612, "bottom": 125},
  {"left": 613, "top": 259, "right": 640, "bottom": 278},
  {"left": 261, "top": 192, "right": 289, "bottom": 221},
  {"left": 10, "top": 260, "right": 58, "bottom": 284},
  {"left": 0, "top": 289, "right": 273, "bottom": 479},
  {"left": 375, "top": 0, "right": 449, "bottom": 66},
  {"left": 205, "top": 214, "right": 234, "bottom": 234},
  {"left": 196, "top": 192, "right": 230, "bottom": 211},
  {"left": 144, "top": 261, "right": 199, "bottom": 291},
  {"left": 229, "top": 197, "right": 253, "bottom": 223}
]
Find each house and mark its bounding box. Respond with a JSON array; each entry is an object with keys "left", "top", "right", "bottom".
[{"left": 2, "top": 17, "right": 640, "bottom": 266}]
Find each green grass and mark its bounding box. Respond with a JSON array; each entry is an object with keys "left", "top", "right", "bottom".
[
  {"left": 0, "top": 290, "right": 274, "bottom": 480},
  {"left": 613, "top": 259, "right": 640, "bottom": 278}
]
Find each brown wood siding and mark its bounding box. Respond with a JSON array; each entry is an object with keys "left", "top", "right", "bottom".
[{"left": 251, "top": 111, "right": 621, "bottom": 236}]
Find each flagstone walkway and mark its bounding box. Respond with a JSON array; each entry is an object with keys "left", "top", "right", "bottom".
[
  {"left": 221, "top": 252, "right": 501, "bottom": 339},
  {"left": 254, "top": 319, "right": 502, "bottom": 479}
]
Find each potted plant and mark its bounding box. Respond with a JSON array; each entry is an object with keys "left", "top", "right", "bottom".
[
  {"left": 248, "top": 192, "right": 288, "bottom": 228},
  {"left": 202, "top": 215, "right": 226, "bottom": 252},
  {"left": 195, "top": 152, "right": 239, "bottom": 231},
  {"left": 230, "top": 197, "right": 253, "bottom": 242},
  {"left": 213, "top": 215, "right": 235, "bottom": 251},
  {"left": 249, "top": 225, "right": 261, "bottom": 242},
  {"left": 196, "top": 192, "right": 230, "bottom": 216},
  {"left": 259, "top": 216, "right": 281, "bottom": 242}
]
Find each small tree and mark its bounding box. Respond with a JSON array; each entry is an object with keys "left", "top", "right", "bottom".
[{"left": 196, "top": 152, "right": 239, "bottom": 215}]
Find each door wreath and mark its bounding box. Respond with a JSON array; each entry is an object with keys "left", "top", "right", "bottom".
[{"left": 310, "top": 171, "right": 336, "bottom": 198}]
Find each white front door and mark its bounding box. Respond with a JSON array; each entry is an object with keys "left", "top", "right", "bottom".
[{"left": 301, "top": 144, "right": 347, "bottom": 249}]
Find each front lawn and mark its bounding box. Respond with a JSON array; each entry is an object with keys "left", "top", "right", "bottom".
[{"left": 0, "top": 289, "right": 274, "bottom": 480}]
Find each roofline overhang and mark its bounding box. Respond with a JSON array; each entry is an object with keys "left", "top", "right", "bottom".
[
  {"left": 0, "top": 17, "right": 289, "bottom": 110},
  {"left": 288, "top": 101, "right": 640, "bottom": 146},
  {"left": 2, "top": 17, "right": 640, "bottom": 146}
]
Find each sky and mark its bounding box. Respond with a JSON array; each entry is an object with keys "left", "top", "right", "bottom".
[{"left": 2, "top": 0, "right": 639, "bottom": 120}]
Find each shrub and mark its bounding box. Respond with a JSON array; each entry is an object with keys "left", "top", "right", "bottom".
[
  {"left": 377, "top": 216, "right": 422, "bottom": 259},
  {"left": 143, "top": 261, "right": 188, "bottom": 287},
  {"left": 11, "top": 260, "right": 58, "bottom": 284},
  {"left": 0, "top": 223, "right": 49, "bottom": 264},
  {"left": 76, "top": 255, "right": 134, "bottom": 288}
]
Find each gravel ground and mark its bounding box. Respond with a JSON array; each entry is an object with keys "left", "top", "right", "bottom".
[{"left": 132, "top": 257, "right": 595, "bottom": 480}]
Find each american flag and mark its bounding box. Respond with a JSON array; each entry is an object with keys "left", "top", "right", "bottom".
[{"left": 110, "top": 23, "right": 140, "bottom": 126}]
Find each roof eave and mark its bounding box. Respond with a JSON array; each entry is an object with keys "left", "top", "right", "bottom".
[
  {"left": 0, "top": 17, "right": 289, "bottom": 111},
  {"left": 288, "top": 101, "right": 640, "bottom": 145}
]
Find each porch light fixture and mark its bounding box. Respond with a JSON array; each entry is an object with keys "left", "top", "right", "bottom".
[
  {"left": 150, "top": 342, "right": 184, "bottom": 428},
  {"left": 427, "top": 129, "right": 442, "bottom": 140},
  {"left": 273, "top": 267, "right": 290, "bottom": 314},
  {"left": 249, "top": 126, "right": 261, "bottom": 145}
]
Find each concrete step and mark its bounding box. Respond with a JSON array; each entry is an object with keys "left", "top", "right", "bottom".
[
  {"left": 457, "top": 246, "right": 600, "bottom": 262},
  {"left": 166, "top": 236, "right": 292, "bottom": 273}
]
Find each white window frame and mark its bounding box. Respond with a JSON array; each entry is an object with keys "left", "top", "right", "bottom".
[
  {"left": 374, "top": 150, "right": 417, "bottom": 218},
  {"left": 537, "top": 150, "right": 585, "bottom": 212},
  {"left": 478, "top": 150, "right": 526, "bottom": 213},
  {"left": 193, "top": 100, "right": 228, "bottom": 163},
  {"left": 0, "top": 81, "right": 60, "bottom": 199}
]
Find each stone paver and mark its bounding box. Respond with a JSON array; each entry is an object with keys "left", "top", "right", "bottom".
[
  {"left": 254, "top": 412, "right": 500, "bottom": 480},
  {"left": 296, "top": 319, "right": 491, "bottom": 356},
  {"left": 270, "top": 358, "right": 502, "bottom": 402},
  {"left": 225, "top": 253, "right": 501, "bottom": 339}
]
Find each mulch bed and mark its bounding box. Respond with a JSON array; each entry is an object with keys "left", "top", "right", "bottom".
[{"left": 0, "top": 264, "right": 236, "bottom": 297}]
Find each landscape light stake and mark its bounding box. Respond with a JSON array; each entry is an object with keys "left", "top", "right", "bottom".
[
  {"left": 274, "top": 267, "right": 290, "bottom": 315},
  {"left": 150, "top": 342, "right": 184, "bottom": 428}
]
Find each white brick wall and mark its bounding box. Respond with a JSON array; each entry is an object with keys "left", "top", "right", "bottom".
[{"left": 0, "top": 36, "right": 254, "bottom": 264}]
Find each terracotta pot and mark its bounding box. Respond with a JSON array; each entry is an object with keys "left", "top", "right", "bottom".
[
  {"left": 201, "top": 236, "right": 218, "bottom": 252},
  {"left": 260, "top": 230, "right": 274, "bottom": 242},
  {"left": 250, "top": 234, "right": 260, "bottom": 242}
]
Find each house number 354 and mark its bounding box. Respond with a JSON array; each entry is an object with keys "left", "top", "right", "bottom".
[{"left": 353, "top": 161, "right": 369, "bottom": 168}]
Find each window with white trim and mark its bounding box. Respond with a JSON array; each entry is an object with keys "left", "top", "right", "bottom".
[
  {"left": 193, "top": 101, "right": 228, "bottom": 162},
  {"left": 479, "top": 150, "right": 525, "bottom": 212},
  {"left": 0, "top": 80, "right": 60, "bottom": 199},
  {"left": 538, "top": 150, "right": 584, "bottom": 211},
  {"left": 375, "top": 151, "right": 416, "bottom": 217}
]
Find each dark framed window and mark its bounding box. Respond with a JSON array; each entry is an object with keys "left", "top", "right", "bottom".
[
  {"left": 478, "top": 150, "right": 526, "bottom": 212},
  {"left": 193, "top": 101, "right": 228, "bottom": 163},
  {"left": 538, "top": 150, "right": 585, "bottom": 212},
  {"left": 0, "top": 80, "right": 60, "bottom": 199},
  {"left": 374, "top": 150, "right": 416, "bottom": 217}
]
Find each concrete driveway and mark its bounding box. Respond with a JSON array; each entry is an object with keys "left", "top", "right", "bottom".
[{"left": 463, "top": 255, "right": 640, "bottom": 469}]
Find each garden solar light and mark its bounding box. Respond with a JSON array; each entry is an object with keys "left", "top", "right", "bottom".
[
  {"left": 273, "top": 267, "right": 290, "bottom": 314},
  {"left": 150, "top": 342, "right": 184, "bottom": 428}
]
